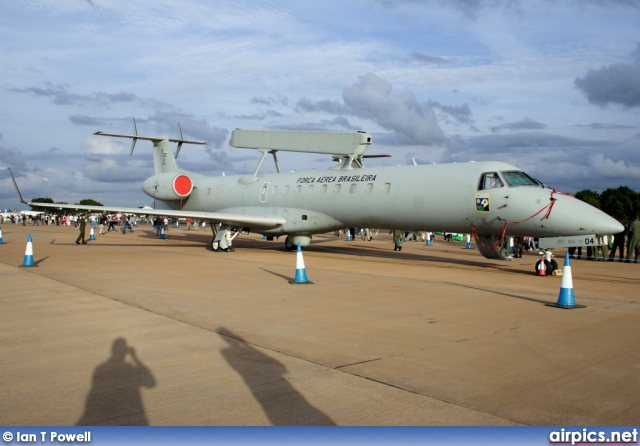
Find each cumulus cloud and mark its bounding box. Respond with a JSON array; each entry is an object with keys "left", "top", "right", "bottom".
[
  {"left": 297, "top": 73, "right": 449, "bottom": 146},
  {"left": 343, "top": 74, "right": 448, "bottom": 145},
  {"left": 588, "top": 153, "right": 640, "bottom": 179},
  {"left": 574, "top": 43, "right": 640, "bottom": 108}
]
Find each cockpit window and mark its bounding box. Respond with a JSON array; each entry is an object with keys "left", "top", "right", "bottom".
[
  {"left": 478, "top": 172, "right": 504, "bottom": 190},
  {"left": 502, "top": 171, "right": 540, "bottom": 187}
]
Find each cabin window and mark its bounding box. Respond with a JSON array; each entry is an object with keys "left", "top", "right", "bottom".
[
  {"left": 283, "top": 185, "right": 289, "bottom": 194},
  {"left": 334, "top": 184, "right": 341, "bottom": 194},
  {"left": 320, "top": 184, "right": 327, "bottom": 194},
  {"left": 478, "top": 172, "right": 504, "bottom": 190},
  {"left": 307, "top": 185, "right": 314, "bottom": 194},
  {"left": 350, "top": 184, "right": 357, "bottom": 193},
  {"left": 365, "top": 183, "right": 373, "bottom": 193},
  {"left": 295, "top": 185, "right": 302, "bottom": 194},
  {"left": 271, "top": 185, "right": 278, "bottom": 194},
  {"left": 382, "top": 183, "right": 391, "bottom": 193},
  {"left": 502, "top": 170, "right": 540, "bottom": 187}
]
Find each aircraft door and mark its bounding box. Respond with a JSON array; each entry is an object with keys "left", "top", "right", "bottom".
[{"left": 260, "top": 182, "right": 270, "bottom": 203}]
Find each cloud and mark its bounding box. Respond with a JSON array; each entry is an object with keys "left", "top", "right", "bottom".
[
  {"left": 342, "top": 74, "right": 449, "bottom": 145},
  {"left": 574, "top": 43, "right": 640, "bottom": 108},
  {"left": 588, "top": 153, "right": 640, "bottom": 179},
  {"left": 574, "top": 123, "right": 637, "bottom": 130},
  {"left": 0, "top": 146, "right": 31, "bottom": 176},
  {"left": 465, "top": 132, "right": 610, "bottom": 152},
  {"left": 11, "top": 83, "right": 138, "bottom": 108},
  {"left": 490, "top": 117, "right": 547, "bottom": 133}
]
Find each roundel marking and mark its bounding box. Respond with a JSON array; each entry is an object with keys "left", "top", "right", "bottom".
[{"left": 173, "top": 174, "right": 193, "bottom": 197}]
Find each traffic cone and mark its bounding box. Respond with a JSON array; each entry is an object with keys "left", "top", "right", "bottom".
[
  {"left": 465, "top": 234, "right": 473, "bottom": 249},
  {"left": 289, "top": 243, "right": 313, "bottom": 285},
  {"left": 509, "top": 236, "right": 515, "bottom": 254},
  {"left": 546, "top": 253, "right": 585, "bottom": 309},
  {"left": 21, "top": 234, "right": 36, "bottom": 267},
  {"left": 536, "top": 254, "right": 547, "bottom": 276},
  {"left": 160, "top": 226, "right": 166, "bottom": 239},
  {"left": 0, "top": 226, "right": 3, "bottom": 244},
  {"left": 89, "top": 227, "right": 96, "bottom": 240},
  {"left": 425, "top": 232, "right": 432, "bottom": 246}
]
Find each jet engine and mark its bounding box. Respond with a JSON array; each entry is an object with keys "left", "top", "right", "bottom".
[{"left": 142, "top": 172, "right": 194, "bottom": 201}]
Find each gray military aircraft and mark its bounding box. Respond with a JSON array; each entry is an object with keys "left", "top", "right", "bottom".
[{"left": 10, "top": 121, "right": 623, "bottom": 259}]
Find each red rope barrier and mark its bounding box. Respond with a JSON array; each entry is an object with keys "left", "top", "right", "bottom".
[{"left": 470, "top": 189, "right": 569, "bottom": 250}]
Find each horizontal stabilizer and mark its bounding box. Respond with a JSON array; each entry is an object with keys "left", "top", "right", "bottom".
[
  {"left": 95, "top": 119, "right": 206, "bottom": 156},
  {"left": 94, "top": 132, "right": 207, "bottom": 145}
]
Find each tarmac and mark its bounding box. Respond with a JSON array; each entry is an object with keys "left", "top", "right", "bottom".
[{"left": 0, "top": 222, "right": 638, "bottom": 426}]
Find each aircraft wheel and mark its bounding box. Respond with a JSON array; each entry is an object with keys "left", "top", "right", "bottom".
[
  {"left": 284, "top": 236, "right": 295, "bottom": 250},
  {"left": 211, "top": 239, "right": 220, "bottom": 252},
  {"left": 535, "top": 259, "right": 552, "bottom": 275}
]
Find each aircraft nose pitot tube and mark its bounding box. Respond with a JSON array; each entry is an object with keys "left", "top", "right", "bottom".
[{"left": 142, "top": 172, "right": 194, "bottom": 201}]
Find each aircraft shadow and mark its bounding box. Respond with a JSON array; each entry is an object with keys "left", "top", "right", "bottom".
[
  {"left": 76, "top": 337, "right": 156, "bottom": 426},
  {"left": 217, "top": 327, "right": 335, "bottom": 426}
]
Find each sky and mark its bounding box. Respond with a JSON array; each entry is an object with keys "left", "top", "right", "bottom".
[{"left": 1, "top": 0, "right": 640, "bottom": 211}]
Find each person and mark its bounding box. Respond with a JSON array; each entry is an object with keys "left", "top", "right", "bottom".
[
  {"left": 524, "top": 236, "right": 537, "bottom": 251},
  {"left": 120, "top": 215, "right": 128, "bottom": 234},
  {"left": 609, "top": 228, "right": 626, "bottom": 262},
  {"left": 391, "top": 229, "right": 403, "bottom": 251},
  {"left": 513, "top": 236, "right": 525, "bottom": 258},
  {"left": 593, "top": 234, "right": 609, "bottom": 261},
  {"left": 361, "top": 228, "right": 372, "bottom": 241},
  {"left": 626, "top": 215, "right": 640, "bottom": 263},
  {"left": 99, "top": 214, "right": 107, "bottom": 235},
  {"left": 75, "top": 214, "right": 87, "bottom": 244}
]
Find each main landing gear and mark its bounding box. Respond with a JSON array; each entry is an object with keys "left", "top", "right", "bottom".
[{"left": 209, "top": 223, "right": 240, "bottom": 252}]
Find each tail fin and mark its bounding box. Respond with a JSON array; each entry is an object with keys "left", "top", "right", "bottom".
[{"left": 95, "top": 118, "right": 207, "bottom": 174}]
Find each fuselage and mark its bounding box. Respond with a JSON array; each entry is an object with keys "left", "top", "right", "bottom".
[{"left": 149, "top": 161, "right": 623, "bottom": 239}]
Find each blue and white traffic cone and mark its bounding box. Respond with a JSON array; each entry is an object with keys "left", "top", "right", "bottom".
[
  {"left": 425, "top": 232, "right": 432, "bottom": 246},
  {"left": 160, "top": 226, "right": 166, "bottom": 239},
  {"left": 0, "top": 226, "right": 3, "bottom": 244},
  {"left": 289, "top": 243, "right": 313, "bottom": 285},
  {"left": 546, "top": 253, "right": 585, "bottom": 309},
  {"left": 465, "top": 234, "right": 473, "bottom": 249},
  {"left": 21, "top": 234, "right": 36, "bottom": 267},
  {"left": 509, "top": 236, "right": 515, "bottom": 254},
  {"left": 89, "top": 227, "right": 95, "bottom": 240}
]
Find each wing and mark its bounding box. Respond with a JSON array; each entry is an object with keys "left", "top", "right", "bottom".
[{"left": 23, "top": 202, "right": 285, "bottom": 229}]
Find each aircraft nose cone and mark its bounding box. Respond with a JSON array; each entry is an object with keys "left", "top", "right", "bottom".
[{"left": 594, "top": 212, "right": 624, "bottom": 235}]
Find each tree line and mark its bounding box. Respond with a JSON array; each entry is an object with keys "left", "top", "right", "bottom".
[
  {"left": 28, "top": 198, "right": 103, "bottom": 214},
  {"left": 574, "top": 186, "right": 639, "bottom": 228}
]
